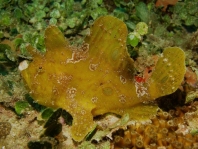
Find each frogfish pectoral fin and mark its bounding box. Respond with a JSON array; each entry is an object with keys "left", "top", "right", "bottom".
[{"left": 58, "top": 99, "right": 96, "bottom": 142}]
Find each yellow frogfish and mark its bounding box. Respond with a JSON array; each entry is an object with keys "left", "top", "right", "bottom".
[{"left": 21, "top": 16, "right": 185, "bottom": 141}]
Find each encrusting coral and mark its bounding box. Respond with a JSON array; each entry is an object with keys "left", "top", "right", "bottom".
[
  {"left": 111, "top": 106, "right": 198, "bottom": 149},
  {"left": 21, "top": 16, "right": 186, "bottom": 141}
]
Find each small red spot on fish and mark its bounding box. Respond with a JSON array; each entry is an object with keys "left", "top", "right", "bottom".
[{"left": 135, "top": 76, "right": 145, "bottom": 83}]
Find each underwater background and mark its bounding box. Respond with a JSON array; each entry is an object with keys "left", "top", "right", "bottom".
[{"left": 0, "top": 0, "right": 198, "bottom": 148}]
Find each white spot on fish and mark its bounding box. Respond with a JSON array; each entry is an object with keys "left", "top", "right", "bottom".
[
  {"left": 81, "top": 110, "right": 86, "bottom": 115},
  {"left": 120, "top": 75, "right": 127, "bottom": 84},
  {"left": 135, "top": 81, "right": 148, "bottom": 99},
  {"left": 52, "top": 88, "right": 58, "bottom": 95},
  {"left": 89, "top": 64, "right": 98, "bottom": 71},
  {"left": 66, "top": 87, "right": 77, "bottom": 99},
  {"left": 167, "top": 63, "right": 171, "bottom": 66},
  {"left": 163, "top": 58, "right": 168, "bottom": 62},
  {"left": 91, "top": 97, "right": 98, "bottom": 103},
  {"left": 119, "top": 95, "right": 126, "bottom": 103},
  {"left": 51, "top": 100, "right": 54, "bottom": 105}
]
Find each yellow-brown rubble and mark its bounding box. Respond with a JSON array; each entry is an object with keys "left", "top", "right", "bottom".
[
  {"left": 0, "top": 122, "right": 11, "bottom": 139},
  {"left": 21, "top": 16, "right": 186, "bottom": 141},
  {"left": 111, "top": 106, "right": 198, "bottom": 149}
]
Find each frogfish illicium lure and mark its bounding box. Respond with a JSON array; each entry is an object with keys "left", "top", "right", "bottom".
[{"left": 21, "top": 16, "right": 185, "bottom": 141}]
